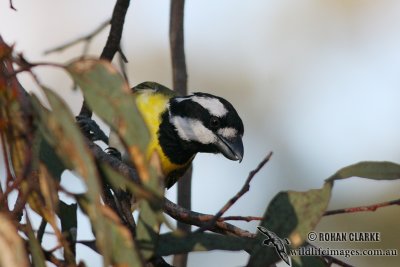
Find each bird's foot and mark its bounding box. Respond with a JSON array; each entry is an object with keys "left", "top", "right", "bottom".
[
  {"left": 76, "top": 115, "right": 109, "bottom": 144},
  {"left": 105, "top": 147, "right": 122, "bottom": 161}
]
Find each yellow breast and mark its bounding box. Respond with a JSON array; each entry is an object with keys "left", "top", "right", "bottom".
[{"left": 135, "top": 90, "right": 183, "bottom": 176}]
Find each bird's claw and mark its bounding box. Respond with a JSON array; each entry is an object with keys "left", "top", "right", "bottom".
[
  {"left": 76, "top": 115, "right": 109, "bottom": 144},
  {"left": 105, "top": 147, "right": 122, "bottom": 161}
]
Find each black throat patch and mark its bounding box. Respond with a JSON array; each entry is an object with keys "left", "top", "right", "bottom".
[{"left": 158, "top": 111, "right": 197, "bottom": 165}]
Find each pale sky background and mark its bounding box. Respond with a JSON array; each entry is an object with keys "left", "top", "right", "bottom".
[{"left": 1, "top": 0, "right": 400, "bottom": 266}]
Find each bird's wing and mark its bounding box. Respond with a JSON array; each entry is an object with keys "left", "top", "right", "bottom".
[{"left": 132, "top": 81, "right": 176, "bottom": 98}]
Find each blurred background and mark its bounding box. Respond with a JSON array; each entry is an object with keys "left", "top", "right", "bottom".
[{"left": 1, "top": 0, "right": 400, "bottom": 266}]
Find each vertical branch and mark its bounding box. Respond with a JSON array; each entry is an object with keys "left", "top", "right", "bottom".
[
  {"left": 170, "top": 1, "right": 190, "bottom": 267},
  {"left": 78, "top": 0, "right": 131, "bottom": 118},
  {"left": 170, "top": 0, "right": 188, "bottom": 96}
]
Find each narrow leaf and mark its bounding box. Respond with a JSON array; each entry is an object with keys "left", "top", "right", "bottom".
[
  {"left": 328, "top": 161, "right": 400, "bottom": 181},
  {"left": 31, "top": 89, "right": 144, "bottom": 266},
  {"left": 136, "top": 201, "right": 160, "bottom": 259},
  {"left": 77, "top": 196, "right": 145, "bottom": 266},
  {"left": 66, "top": 59, "right": 149, "bottom": 153},
  {"left": 66, "top": 59, "right": 163, "bottom": 257},
  {"left": 26, "top": 217, "right": 46, "bottom": 267}
]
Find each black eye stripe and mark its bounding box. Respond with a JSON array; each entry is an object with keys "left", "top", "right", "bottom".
[
  {"left": 170, "top": 99, "right": 210, "bottom": 119},
  {"left": 169, "top": 95, "right": 244, "bottom": 135},
  {"left": 209, "top": 116, "right": 220, "bottom": 128}
]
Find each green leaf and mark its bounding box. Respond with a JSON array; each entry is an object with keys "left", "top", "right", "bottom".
[
  {"left": 136, "top": 200, "right": 162, "bottom": 259},
  {"left": 99, "top": 163, "right": 164, "bottom": 260},
  {"left": 65, "top": 59, "right": 149, "bottom": 153},
  {"left": 327, "top": 161, "right": 400, "bottom": 181},
  {"left": 248, "top": 182, "right": 332, "bottom": 266},
  {"left": 31, "top": 89, "right": 144, "bottom": 267},
  {"left": 30, "top": 89, "right": 101, "bottom": 201},
  {"left": 66, "top": 59, "right": 164, "bottom": 259},
  {"left": 66, "top": 59, "right": 163, "bottom": 194},
  {"left": 25, "top": 217, "right": 46, "bottom": 267},
  {"left": 77, "top": 196, "right": 145, "bottom": 266},
  {"left": 99, "top": 162, "right": 165, "bottom": 260},
  {"left": 154, "top": 232, "right": 256, "bottom": 256},
  {"left": 287, "top": 182, "right": 332, "bottom": 247},
  {"left": 248, "top": 193, "right": 296, "bottom": 266}
]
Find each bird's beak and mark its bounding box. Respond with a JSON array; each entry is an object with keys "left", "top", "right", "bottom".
[{"left": 215, "top": 134, "right": 244, "bottom": 162}]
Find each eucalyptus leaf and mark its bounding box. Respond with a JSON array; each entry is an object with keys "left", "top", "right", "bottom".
[
  {"left": 66, "top": 59, "right": 149, "bottom": 153},
  {"left": 26, "top": 218, "right": 46, "bottom": 267},
  {"left": 327, "top": 161, "right": 400, "bottom": 181},
  {"left": 31, "top": 88, "right": 144, "bottom": 267}
]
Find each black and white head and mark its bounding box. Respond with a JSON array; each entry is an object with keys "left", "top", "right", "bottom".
[{"left": 159, "top": 92, "right": 244, "bottom": 164}]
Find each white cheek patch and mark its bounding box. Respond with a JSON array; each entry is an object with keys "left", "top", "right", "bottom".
[
  {"left": 173, "top": 96, "right": 191, "bottom": 103},
  {"left": 217, "top": 127, "right": 238, "bottom": 139},
  {"left": 170, "top": 116, "right": 217, "bottom": 144},
  {"left": 191, "top": 96, "right": 228, "bottom": 117}
]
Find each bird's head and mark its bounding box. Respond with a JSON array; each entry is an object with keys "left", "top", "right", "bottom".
[{"left": 166, "top": 92, "right": 244, "bottom": 162}]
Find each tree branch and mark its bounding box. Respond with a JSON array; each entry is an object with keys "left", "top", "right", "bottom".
[
  {"left": 85, "top": 140, "right": 255, "bottom": 238},
  {"left": 220, "top": 216, "right": 263, "bottom": 222},
  {"left": 170, "top": 1, "right": 190, "bottom": 266},
  {"left": 37, "top": 219, "right": 47, "bottom": 244},
  {"left": 324, "top": 198, "right": 400, "bottom": 216},
  {"left": 44, "top": 20, "right": 110, "bottom": 55},
  {"left": 163, "top": 197, "right": 255, "bottom": 238},
  {"left": 170, "top": 0, "right": 187, "bottom": 96},
  {"left": 196, "top": 152, "right": 273, "bottom": 233}
]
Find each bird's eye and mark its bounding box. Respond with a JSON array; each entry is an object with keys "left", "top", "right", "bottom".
[{"left": 209, "top": 116, "right": 220, "bottom": 129}]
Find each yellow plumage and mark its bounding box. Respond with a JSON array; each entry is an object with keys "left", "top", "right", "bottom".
[{"left": 134, "top": 89, "right": 185, "bottom": 177}]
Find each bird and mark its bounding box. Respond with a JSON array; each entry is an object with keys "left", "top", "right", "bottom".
[{"left": 108, "top": 81, "right": 244, "bottom": 189}]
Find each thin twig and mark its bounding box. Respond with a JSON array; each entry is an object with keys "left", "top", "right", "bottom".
[
  {"left": 37, "top": 219, "right": 48, "bottom": 244},
  {"left": 324, "top": 198, "right": 400, "bottom": 216},
  {"left": 117, "top": 46, "right": 129, "bottom": 84},
  {"left": 164, "top": 198, "right": 256, "bottom": 238},
  {"left": 11, "top": 191, "right": 27, "bottom": 221},
  {"left": 44, "top": 20, "right": 110, "bottom": 55},
  {"left": 6, "top": 60, "right": 63, "bottom": 77},
  {"left": 196, "top": 152, "right": 273, "bottom": 233},
  {"left": 219, "top": 216, "right": 263, "bottom": 222},
  {"left": 9, "top": 0, "right": 16, "bottom": 11}
]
